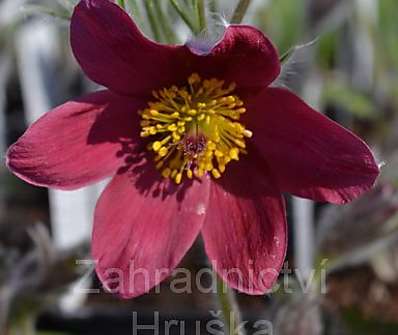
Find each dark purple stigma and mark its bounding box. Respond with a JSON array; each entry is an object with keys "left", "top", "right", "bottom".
[{"left": 180, "top": 135, "right": 207, "bottom": 159}]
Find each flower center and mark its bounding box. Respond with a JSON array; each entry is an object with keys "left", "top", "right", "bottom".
[{"left": 139, "top": 73, "right": 252, "bottom": 184}]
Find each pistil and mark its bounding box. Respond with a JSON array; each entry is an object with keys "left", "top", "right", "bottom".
[{"left": 139, "top": 73, "right": 252, "bottom": 184}]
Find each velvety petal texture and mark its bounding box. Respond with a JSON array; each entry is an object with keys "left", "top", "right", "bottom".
[
  {"left": 6, "top": 90, "right": 142, "bottom": 190},
  {"left": 247, "top": 88, "right": 380, "bottom": 204},
  {"left": 202, "top": 160, "right": 287, "bottom": 294},
  {"left": 6, "top": 0, "right": 380, "bottom": 301},
  {"left": 71, "top": 0, "right": 280, "bottom": 98},
  {"left": 193, "top": 25, "right": 280, "bottom": 94},
  {"left": 93, "top": 166, "right": 210, "bottom": 298},
  {"left": 70, "top": 0, "right": 192, "bottom": 97}
]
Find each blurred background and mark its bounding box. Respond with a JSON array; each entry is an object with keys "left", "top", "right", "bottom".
[{"left": 1, "top": 0, "right": 398, "bottom": 334}]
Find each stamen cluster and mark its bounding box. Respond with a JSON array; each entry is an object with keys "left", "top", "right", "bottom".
[{"left": 139, "top": 73, "right": 253, "bottom": 184}]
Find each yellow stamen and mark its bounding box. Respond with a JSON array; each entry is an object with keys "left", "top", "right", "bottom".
[{"left": 139, "top": 73, "right": 252, "bottom": 184}]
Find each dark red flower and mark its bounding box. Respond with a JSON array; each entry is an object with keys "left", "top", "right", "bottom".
[{"left": 6, "top": 0, "right": 379, "bottom": 298}]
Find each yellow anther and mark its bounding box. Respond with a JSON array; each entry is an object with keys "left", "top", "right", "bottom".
[
  {"left": 150, "top": 109, "right": 159, "bottom": 116},
  {"left": 207, "top": 142, "right": 216, "bottom": 150},
  {"left": 175, "top": 173, "right": 183, "bottom": 184},
  {"left": 244, "top": 130, "right": 253, "bottom": 138},
  {"left": 226, "top": 96, "right": 235, "bottom": 104},
  {"left": 234, "top": 140, "right": 246, "bottom": 148},
  {"left": 152, "top": 141, "right": 162, "bottom": 152},
  {"left": 172, "top": 133, "right": 181, "bottom": 141},
  {"left": 215, "top": 150, "right": 224, "bottom": 157},
  {"left": 159, "top": 147, "right": 168, "bottom": 157},
  {"left": 188, "top": 73, "right": 201, "bottom": 85},
  {"left": 162, "top": 168, "right": 172, "bottom": 178},
  {"left": 212, "top": 169, "right": 221, "bottom": 179},
  {"left": 229, "top": 148, "right": 239, "bottom": 160},
  {"left": 139, "top": 73, "right": 252, "bottom": 184}
]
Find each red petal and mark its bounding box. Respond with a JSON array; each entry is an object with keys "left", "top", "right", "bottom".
[
  {"left": 247, "top": 88, "right": 380, "bottom": 204},
  {"left": 194, "top": 25, "right": 280, "bottom": 94},
  {"left": 72, "top": 2, "right": 280, "bottom": 97},
  {"left": 202, "top": 159, "right": 287, "bottom": 294},
  {"left": 93, "top": 166, "right": 210, "bottom": 298},
  {"left": 6, "top": 90, "right": 143, "bottom": 190},
  {"left": 70, "top": 0, "right": 191, "bottom": 97}
]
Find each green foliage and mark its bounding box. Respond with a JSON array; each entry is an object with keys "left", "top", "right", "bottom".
[
  {"left": 116, "top": 0, "right": 126, "bottom": 9},
  {"left": 255, "top": 0, "right": 303, "bottom": 54},
  {"left": 343, "top": 308, "right": 398, "bottom": 335},
  {"left": 169, "top": 0, "right": 201, "bottom": 35},
  {"left": 323, "top": 81, "right": 376, "bottom": 120},
  {"left": 231, "top": 0, "right": 252, "bottom": 24},
  {"left": 318, "top": 30, "right": 338, "bottom": 70},
  {"left": 378, "top": 0, "right": 398, "bottom": 69}
]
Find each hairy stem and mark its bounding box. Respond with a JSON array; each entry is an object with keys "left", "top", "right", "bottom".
[
  {"left": 170, "top": 0, "right": 199, "bottom": 34},
  {"left": 196, "top": 0, "right": 207, "bottom": 32},
  {"left": 231, "top": 0, "right": 252, "bottom": 24},
  {"left": 144, "top": 0, "right": 162, "bottom": 42},
  {"left": 153, "top": 1, "right": 177, "bottom": 43},
  {"left": 216, "top": 275, "right": 245, "bottom": 335}
]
